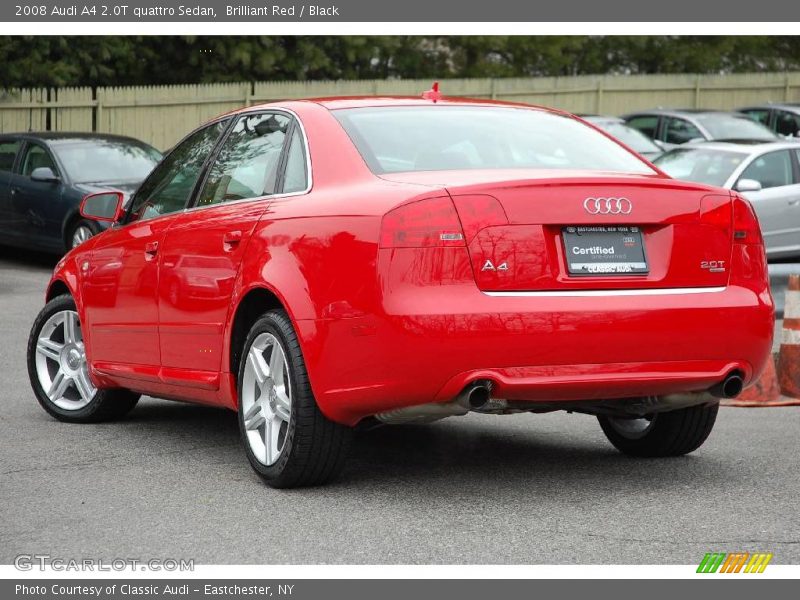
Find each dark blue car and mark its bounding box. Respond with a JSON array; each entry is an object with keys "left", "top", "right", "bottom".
[{"left": 0, "top": 132, "right": 161, "bottom": 253}]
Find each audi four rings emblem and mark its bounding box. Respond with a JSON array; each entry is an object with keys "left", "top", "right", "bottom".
[{"left": 583, "top": 197, "right": 633, "bottom": 215}]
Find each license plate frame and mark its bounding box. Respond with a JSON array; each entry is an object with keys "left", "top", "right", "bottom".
[{"left": 562, "top": 226, "right": 649, "bottom": 276}]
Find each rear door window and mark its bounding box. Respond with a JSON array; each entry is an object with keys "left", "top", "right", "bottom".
[
  {"left": 739, "top": 150, "right": 794, "bottom": 189},
  {"left": 196, "top": 112, "right": 290, "bottom": 207},
  {"left": 774, "top": 110, "right": 800, "bottom": 137},
  {"left": 663, "top": 117, "right": 704, "bottom": 145},
  {"left": 625, "top": 115, "right": 659, "bottom": 139},
  {"left": 741, "top": 109, "right": 771, "bottom": 127},
  {"left": 0, "top": 140, "right": 20, "bottom": 172}
]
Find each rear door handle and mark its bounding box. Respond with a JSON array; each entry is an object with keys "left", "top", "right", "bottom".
[
  {"left": 223, "top": 230, "right": 242, "bottom": 251},
  {"left": 144, "top": 241, "right": 159, "bottom": 260}
]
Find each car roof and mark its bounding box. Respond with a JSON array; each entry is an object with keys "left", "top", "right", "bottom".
[
  {"left": 2, "top": 131, "right": 154, "bottom": 146},
  {"left": 739, "top": 103, "right": 800, "bottom": 112},
  {"left": 240, "top": 95, "right": 575, "bottom": 117},
  {"left": 580, "top": 115, "right": 625, "bottom": 123},
  {"left": 675, "top": 140, "right": 799, "bottom": 153},
  {"left": 624, "top": 109, "right": 745, "bottom": 118}
]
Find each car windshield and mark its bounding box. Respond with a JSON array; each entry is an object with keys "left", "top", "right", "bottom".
[
  {"left": 654, "top": 148, "right": 748, "bottom": 187},
  {"left": 334, "top": 106, "right": 656, "bottom": 175},
  {"left": 593, "top": 121, "right": 661, "bottom": 155},
  {"left": 694, "top": 114, "right": 777, "bottom": 141},
  {"left": 51, "top": 140, "right": 162, "bottom": 184}
]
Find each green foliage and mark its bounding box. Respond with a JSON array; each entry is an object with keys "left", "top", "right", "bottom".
[{"left": 1, "top": 36, "right": 799, "bottom": 88}]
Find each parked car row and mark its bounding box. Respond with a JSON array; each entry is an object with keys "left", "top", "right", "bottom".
[
  {"left": 0, "top": 133, "right": 161, "bottom": 253},
  {"left": 1, "top": 103, "right": 797, "bottom": 261}
]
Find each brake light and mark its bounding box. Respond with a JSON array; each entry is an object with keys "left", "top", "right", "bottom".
[
  {"left": 732, "top": 193, "right": 763, "bottom": 245},
  {"left": 380, "top": 197, "right": 465, "bottom": 248}
]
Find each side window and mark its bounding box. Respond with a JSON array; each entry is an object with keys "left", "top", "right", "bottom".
[
  {"left": 0, "top": 140, "right": 20, "bottom": 172},
  {"left": 774, "top": 110, "right": 800, "bottom": 137},
  {"left": 281, "top": 125, "right": 308, "bottom": 194},
  {"left": 196, "top": 112, "right": 290, "bottom": 207},
  {"left": 663, "top": 117, "right": 703, "bottom": 145},
  {"left": 626, "top": 115, "right": 659, "bottom": 139},
  {"left": 741, "top": 109, "right": 770, "bottom": 126},
  {"left": 128, "top": 119, "right": 229, "bottom": 222},
  {"left": 739, "top": 151, "right": 793, "bottom": 189},
  {"left": 21, "top": 143, "right": 57, "bottom": 176}
]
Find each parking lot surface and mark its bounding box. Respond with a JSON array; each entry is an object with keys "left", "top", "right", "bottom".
[{"left": 1, "top": 247, "right": 799, "bottom": 564}]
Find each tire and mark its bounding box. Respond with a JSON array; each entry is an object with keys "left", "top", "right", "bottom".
[
  {"left": 27, "top": 294, "right": 139, "bottom": 423},
  {"left": 598, "top": 402, "right": 719, "bottom": 457},
  {"left": 67, "top": 219, "right": 101, "bottom": 251},
  {"left": 237, "top": 309, "right": 351, "bottom": 488}
]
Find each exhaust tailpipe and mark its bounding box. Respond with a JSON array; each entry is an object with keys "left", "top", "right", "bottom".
[
  {"left": 710, "top": 372, "right": 744, "bottom": 399},
  {"left": 459, "top": 381, "right": 491, "bottom": 410}
]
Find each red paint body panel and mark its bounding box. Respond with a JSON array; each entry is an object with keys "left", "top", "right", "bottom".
[{"left": 43, "top": 96, "right": 775, "bottom": 425}]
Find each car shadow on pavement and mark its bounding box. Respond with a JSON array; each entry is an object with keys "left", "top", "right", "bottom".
[
  {"left": 113, "top": 400, "right": 733, "bottom": 494},
  {"left": 0, "top": 244, "right": 59, "bottom": 269}
]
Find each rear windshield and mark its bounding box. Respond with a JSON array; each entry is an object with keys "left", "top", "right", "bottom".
[
  {"left": 654, "top": 148, "right": 747, "bottom": 187},
  {"left": 51, "top": 140, "right": 162, "bottom": 184},
  {"left": 334, "top": 106, "right": 656, "bottom": 175},
  {"left": 694, "top": 114, "right": 777, "bottom": 141}
]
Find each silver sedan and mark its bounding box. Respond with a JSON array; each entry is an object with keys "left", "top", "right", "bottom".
[{"left": 654, "top": 140, "right": 800, "bottom": 259}]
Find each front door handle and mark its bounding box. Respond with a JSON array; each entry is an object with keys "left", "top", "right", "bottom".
[
  {"left": 223, "top": 230, "right": 242, "bottom": 251},
  {"left": 144, "top": 241, "right": 159, "bottom": 260}
]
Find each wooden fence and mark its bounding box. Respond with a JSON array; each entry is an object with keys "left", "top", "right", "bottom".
[{"left": 2, "top": 72, "right": 800, "bottom": 150}]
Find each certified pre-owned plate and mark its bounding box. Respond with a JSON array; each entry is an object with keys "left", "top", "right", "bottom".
[{"left": 562, "top": 226, "right": 648, "bottom": 275}]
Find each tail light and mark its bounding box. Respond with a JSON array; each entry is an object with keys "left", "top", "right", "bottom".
[
  {"left": 732, "top": 193, "right": 763, "bottom": 245},
  {"left": 380, "top": 197, "right": 465, "bottom": 248}
]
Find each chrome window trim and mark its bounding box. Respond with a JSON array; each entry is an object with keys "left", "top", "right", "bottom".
[{"left": 482, "top": 286, "right": 726, "bottom": 298}]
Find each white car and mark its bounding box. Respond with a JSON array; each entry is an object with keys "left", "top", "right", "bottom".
[{"left": 655, "top": 140, "right": 800, "bottom": 259}]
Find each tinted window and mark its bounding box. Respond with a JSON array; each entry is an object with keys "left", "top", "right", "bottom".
[
  {"left": 196, "top": 113, "right": 289, "bottom": 207},
  {"left": 774, "top": 110, "right": 800, "bottom": 137},
  {"left": 741, "top": 109, "right": 770, "bottom": 126},
  {"left": 282, "top": 126, "right": 308, "bottom": 194},
  {"left": 695, "top": 114, "right": 776, "bottom": 140},
  {"left": 663, "top": 117, "right": 704, "bottom": 145},
  {"left": 739, "top": 150, "right": 794, "bottom": 189},
  {"left": 625, "top": 115, "right": 659, "bottom": 139},
  {"left": 128, "top": 119, "right": 229, "bottom": 222},
  {"left": 654, "top": 148, "right": 747, "bottom": 187},
  {"left": 51, "top": 140, "right": 161, "bottom": 184},
  {"left": 21, "top": 144, "right": 57, "bottom": 176},
  {"left": 0, "top": 140, "right": 20, "bottom": 172},
  {"left": 335, "top": 107, "right": 655, "bottom": 175}
]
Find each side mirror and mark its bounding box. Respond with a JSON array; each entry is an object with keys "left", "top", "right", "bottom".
[
  {"left": 735, "top": 178, "right": 763, "bottom": 193},
  {"left": 80, "top": 192, "right": 125, "bottom": 223},
  {"left": 30, "top": 167, "right": 60, "bottom": 183}
]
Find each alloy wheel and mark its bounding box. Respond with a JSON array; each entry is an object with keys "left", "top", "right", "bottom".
[
  {"left": 605, "top": 414, "right": 657, "bottom": 440},
  {"left": 71, "top": 225, "right": 93, "bottom": 248},
  {"left": 241, "top": 333, "right": 292, "bottom": 466},
  {"left": 34, "top": 310, "right": 96, "bottom": 410}
]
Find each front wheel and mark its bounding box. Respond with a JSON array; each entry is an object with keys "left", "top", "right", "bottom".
[
  {"left": 598, "top": 402, "right": 719, "bottom": 457},
  {"left": 67, "top": 219, "right": 101, "bottom": 251},
  {"left": 27, "top": 294, "right": 140, "bottom": 422},
  {"left": 238, "top": 309, "right": 352, "bottom": 488}
]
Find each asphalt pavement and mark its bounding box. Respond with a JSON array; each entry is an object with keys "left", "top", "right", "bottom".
[{"left": 1, "top": 246, "right": 798, "bottom": 565}]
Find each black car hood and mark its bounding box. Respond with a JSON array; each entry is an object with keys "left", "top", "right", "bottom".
[{"left": 74, "top": 181, "right": 142, "bottom": 197}]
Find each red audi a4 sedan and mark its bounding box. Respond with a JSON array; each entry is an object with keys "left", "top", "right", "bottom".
[{"left": 27, "top": 92, "right": 775, "bottom": 487}]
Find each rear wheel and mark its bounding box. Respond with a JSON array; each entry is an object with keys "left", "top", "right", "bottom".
[
  {"left": 27, "top": 294, "right": 139, "bottom": 423},
  {"left": 598, "top": 402, "right": 719, "bottom": 457},
  {"left": 238, "top": 309, "right": 352, "bottom": 488}
]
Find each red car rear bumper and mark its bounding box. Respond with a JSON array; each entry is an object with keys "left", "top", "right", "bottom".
[{"left": 297, "top": 283, "right": 774, "bottom": 425}]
